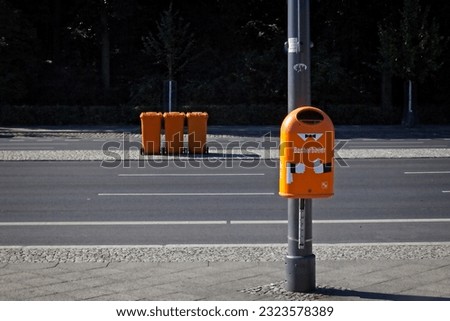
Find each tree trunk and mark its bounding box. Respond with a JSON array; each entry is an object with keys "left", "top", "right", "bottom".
[
  {"left": 100, "top": 1, "right": 110, "bottom": 93},
  {"left": 381, "top": 70, "right": 393, "bottom": 121},
  {"left": 51, "top": 0, "right": 61, "bottom": 63}
]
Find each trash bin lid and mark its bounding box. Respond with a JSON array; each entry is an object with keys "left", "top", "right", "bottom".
[
  {"left": 186, "top": 112, "right": 208, "bottom": 118},
  {"left": 140, "top": 112, "right": 162, "bottom": 118},
  {"left": 163, "top": 112, "right": 185, "bottom": 118}
]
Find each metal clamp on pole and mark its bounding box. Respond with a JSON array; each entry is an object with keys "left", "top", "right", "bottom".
[{"left": 299, "top": 199, "right": 306, "bottom": 249}]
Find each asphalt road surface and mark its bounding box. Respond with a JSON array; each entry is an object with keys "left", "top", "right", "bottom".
[
  {"left": 1, "top": 158, "right": 449, "bottom": 246},
  {"left": 1, "top": 135, "right": 450, "bottom": 151}
]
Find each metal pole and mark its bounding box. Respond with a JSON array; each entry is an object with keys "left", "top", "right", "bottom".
[
  {"left": 168, "top": 80, "right": 173, "bottom": 113},
  {"left": 286, "top": 0, "right": 315, "bottom": 293}
]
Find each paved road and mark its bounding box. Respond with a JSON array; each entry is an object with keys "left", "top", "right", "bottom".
[
  {"left": 0, "top": 158, "right": 449, "bottom": 246},
  {"left": 1, "top": 135, "right": 450, "bottom": 151}
]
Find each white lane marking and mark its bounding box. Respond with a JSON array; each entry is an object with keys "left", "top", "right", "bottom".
[
  {"left": 443, "top": 191, "right": 450, "bottom": 193},
  {"left": 347, "top": 145, "right": 448, "bottom": 149},
  {"left": 314, "top": 241, "right": 450, "bottom": 246},
  {"left": 98, "top": 192, "right": 275, "bottom": 196},
  {"left": 0, "top": 221, "right": 227, "bottom": 227},
  {"left": 404, "top": 171, "right": 450, "bottom": 175},
  {"left": 0, "top": 147, "right": 55, "bottom": 150},
  {"left": 0, "top": 142, "right": 67, "bottom": 145},
  {"left": 2, "top": 242, "right": 450, "bottom": 249},
  {"left": 231, "top": 218, "right": 450, "bottom": 224},
  {"left": 355, "top": 141, "right": 442, "bottom": 145},
  {"left": 345, "top": 145, "right": 448, "bottom": 150},
  {"left": 352, "top": 141, "right": 424, "bottom": 144},
  {"left": 119, "top": 173, "right": 265, "bottom": 177},
  {"left": 2, "top": 218, "right": 449, "bottom": 227},
  {"left": 313, "top": 218, "right": 450, "bottom": 224},
  {"left": 231, "top": 220, "right": 287, "bottom": 224}
]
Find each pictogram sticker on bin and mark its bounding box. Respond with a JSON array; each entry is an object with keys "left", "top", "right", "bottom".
[{"left": 279, "top": 106, "right": 335, "bottom": 198}]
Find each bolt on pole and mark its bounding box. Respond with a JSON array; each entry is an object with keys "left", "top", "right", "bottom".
[{"left": 286, "top": 0, "right": 315, "bottom": 293}]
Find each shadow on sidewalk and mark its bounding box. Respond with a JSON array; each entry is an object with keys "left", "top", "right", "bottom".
[{"left": 317, "top": 287, "right": 450, "bottom": 301}]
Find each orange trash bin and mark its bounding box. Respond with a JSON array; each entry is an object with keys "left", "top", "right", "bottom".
[
  {"left": 186, "top": 112, "right": 208, "bottom": 154},
  {"left": 140, "top": 112, "right": 163, "bottom": 155},
  {"left": 279, "top": 106, "right": 335, "bottom": 198},
  {"left": 163, "top": 112, "right": 185, "bottom": 154}
]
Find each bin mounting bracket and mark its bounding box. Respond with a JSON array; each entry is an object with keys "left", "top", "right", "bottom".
[{"left": 298, "top": 199, "right": 306, "bottom": 249}]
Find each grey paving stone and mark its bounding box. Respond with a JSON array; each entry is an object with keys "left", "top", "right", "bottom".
[
  {"left": 96, "top": 279, "right": 151, "bottom": 293},
  {"left": 0, "top": 271, "right": 40, "bottom": 283},
  {"left": 53, "top": 271, "right": 98, "bottom": 282},
  {"left": 107, "top": 262, "right": 160, "bottom": 271},
  {"left": 34, "top": 279, "right": 88, "bottom": 295},
  {"left": 0, "top": 267, "right": 15, "bottom": 277},
  {"left": 56, "top": 262, "right": 110, "bottom": 271},
  {"left": 208, "top": 291, "right": 261, "bottom": 301},
  {"left": 347, "top": 263, "right": 450, "bottom": 298},
  {"left": 155, "top": 262, "right": 209, "bottom": 272},
  {"left": 35, "top": 292, "right": 77, "bottom": 300},
  {"left": 75, "top": 276, "right": 118, "bottom": 288},
  {"left": 1, "top": 286, "right": 55, "bottom": 300},
  {"left": 153, "top": 291, "right": 207, "bottom": 301},
  {"left": 89, "top": 292, "right": 144, "bottom": 301},
  {"left": 21, "top": 275, "right": 65, "bottom": 287},
  {"left": 63, "top": 287, "right": 115, "bottom": 300},
  {"left": 125, "top": 286, "right": 178, "bottom": 300},
  {"left": 35, "top": 293, "right": 76, "bottom": 301},
  {"left": 370, "top": 261, "right": 440, "bottom": 278},
  {"left": 200, "top": 262, "right": 257, "bottom": 271},
  {"left": 400, "top": 281, "right": 450, "bottom": 298},
  {"left": 79, "top": 267, "right": 125, "bottom": 278},
  {"left": 0, "top": 280, "right": 30, "bottom": 292},
  {"left": 3, "top": 263, "right": 58, "bottom": 271},
  {"left": 1, "top": 249, "right": 450, "bottom": 301}
]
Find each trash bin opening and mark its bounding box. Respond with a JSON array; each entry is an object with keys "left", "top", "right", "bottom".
[{"left": 296, "top": 109, "right": 324, "bottom": 124}]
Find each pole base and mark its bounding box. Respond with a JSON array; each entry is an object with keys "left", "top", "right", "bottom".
[{"left": 285, "top": 254, "right": 316, "bottom": 293}]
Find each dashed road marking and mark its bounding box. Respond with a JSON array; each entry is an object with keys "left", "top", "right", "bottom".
[
  {"left": 98, "top": 192, "right": 275, "bottom": 197},
  {"left": 119, "top": 173, "right": 265, "bottom": 177}
]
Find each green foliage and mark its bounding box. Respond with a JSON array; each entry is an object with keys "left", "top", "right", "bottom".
[
  {"left": 377, "top": 19, "right": 397, "bottom": 74},
  {"left": 142, "top": 3, "right": 196, "bottom": 80},
  {"left": 312, "top": 44, "right": 347, "bottom": 105},
  {"left": 0, "top": 105, "right": 136, "bottom": 126},
  {"left": 180, "top": 105, "right": 286, "bottom": 125},
  {"left": 377, "top": 0, "right": 446, "bottom": 126},
  {"left": 128, "top": 75, "right": 163, "bottom": 108},
  {"left": 378, "top": 0, "right": 444, "bottom": 83},
  {"left": 322, "top": 104, "right": 399, "bottom": 125},
  {"left": 1, "top": 103, "right": 448, "bottom": 126},
  {"left": 0, "top": 0, "right": 39, "bottom": 103},
  {"left": 1, "top": 0, "right": 449, "bottom": 125}
]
